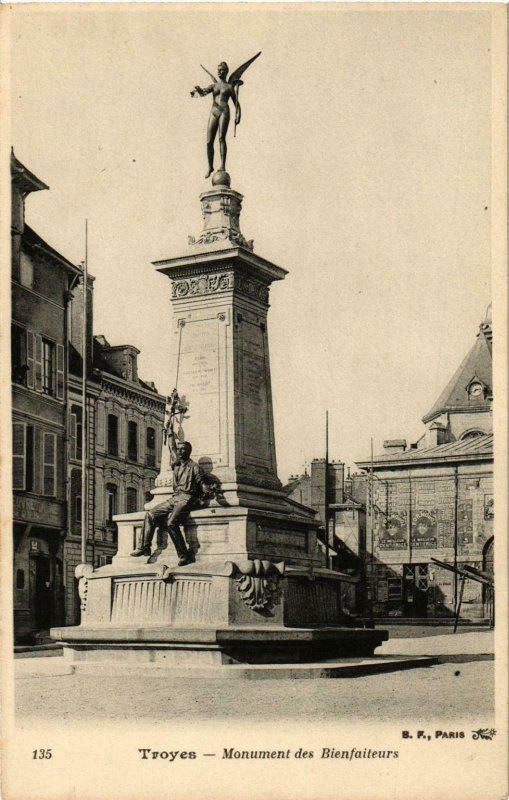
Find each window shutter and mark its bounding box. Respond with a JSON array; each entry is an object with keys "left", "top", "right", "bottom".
[
  {"left": 43, "top": 432, "right": 56, "bottom": 496},
  {"left": 70, "top": 411, "right": 77, "bottom": 460},
  {"left": 126, "top": 487, "right": 138, "bottom": 513},
  {"left": 12, "top": 423, "right": 26, "bottom": 490},
  {"left": 34, "top": 335, "right": 43, "bottom": 392},
  {"left": 56, "top": 344, "right": 65, "bottom": 400},
  {"left": 26, "top": 331, "right": 35, "bottom": 389},
  {"left": 25, "top": 426, "right": 34, "bottom": 492}
]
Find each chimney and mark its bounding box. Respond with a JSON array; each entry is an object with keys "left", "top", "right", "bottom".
[
  {"left": 70, "top": 274, "right": 94, "bottom": 371},
  {"left": 383, "top": 439, "right": 407, "bottom": 454},
  {"left": 310, "top": 459, "right": 326, "bottom": 524},
  {"left": 98, "top": 344, "right": 140, "bottom": 383},
  {"left": 310, "top": 458, "right": 345, "bottom": 522},
  {"left": 329, "top": 461, "right": 345, "bottom": 504}
]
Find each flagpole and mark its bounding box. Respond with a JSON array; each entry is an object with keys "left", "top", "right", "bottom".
[
  {"left": 369, "top": 436, "right": 374, "bottom": 621},
  {"left": 325, "top": 410, "right": 329, "bottom": 569},
  {"left": 80, "top": 220, "right": 88, "bottom": 565}
]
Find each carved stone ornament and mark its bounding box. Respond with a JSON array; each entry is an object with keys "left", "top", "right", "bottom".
[
  {"left": 188, "top": 228, "right": 254, "bottom": 251},
  {"left": 171, "top": 272, "right": 269, "bottom": 303},
  {"left": 75, "top": 563, "right": 94, "bottom": 611},
  {"left": 172, "top": 271, "right": 233, "bottom": 298},
  {"left": 228, "top": 559, "right": 285, "bottom": 612}
]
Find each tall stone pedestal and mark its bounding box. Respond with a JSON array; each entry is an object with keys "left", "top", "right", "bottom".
[
  {"left": 51, "top": 172, "right": 388, "bottom": 666},
  {"left": 153, "top": 182, "right": 287, "bottom": 511}
]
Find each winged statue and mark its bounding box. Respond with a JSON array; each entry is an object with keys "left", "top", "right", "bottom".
[{"left": 191, "top": 52, "right": 261, "bottom": 179}]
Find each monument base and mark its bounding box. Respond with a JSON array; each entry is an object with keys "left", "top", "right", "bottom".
[
  {"left": 20, "top": 653, "right": 436, "bottom": 681},
  {"left": 52, "top": 507, "right": 389, "bottom": 668},
  {"left": 52, "top": 625, "right": 388, "bottom": 666}
]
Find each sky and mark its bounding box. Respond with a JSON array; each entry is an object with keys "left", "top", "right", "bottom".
[{"left": 8, "top": 3, "right": 495, "bottom": 481}]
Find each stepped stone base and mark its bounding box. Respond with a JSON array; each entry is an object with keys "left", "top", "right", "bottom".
[
  {"left": 52, "top": 507, "right": 389, "bottom": 669},
  {"left": 52, "top": 625, "right": 388, "bottom": 665}
]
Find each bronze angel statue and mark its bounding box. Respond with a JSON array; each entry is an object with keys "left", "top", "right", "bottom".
[{"left": 191, "top": 52, "right": 261, "bottom": 179}]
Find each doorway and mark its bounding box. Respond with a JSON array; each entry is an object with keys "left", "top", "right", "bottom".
[
  {"left": 30, "top": 553, "right": 52, "bottom": 632},
  {"left": 403, "top": 564, "right": 429, "bottom": 617}
]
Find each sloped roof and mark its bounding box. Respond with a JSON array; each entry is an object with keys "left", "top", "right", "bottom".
[
  {"left": 23, "top": 224, "right": 82, "bottom": 275},
  {"left": 422, "top": 326, "right": 492, "bottom": 423},
  {"left": 11, "top": 151, "right": 49, "bottom": 194},
  {"left": 356, "top": 433, "right": 493, "bottom": 469}
]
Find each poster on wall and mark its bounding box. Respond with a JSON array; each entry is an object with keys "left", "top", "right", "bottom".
[
  {"left": 411, "top": 510, "right": 438, "bottom": 548},
  {"left": 377, "top": 511, "right": 408, "bottom": 550},
  {"left": 458, "top": 500, "right": 474, "bottom": 543},
  {"left": 484, "top": 493, "right": 494, "bottom": 520},
  {"left": 437, "top": 507, "right": 455, "bottom": 548}
]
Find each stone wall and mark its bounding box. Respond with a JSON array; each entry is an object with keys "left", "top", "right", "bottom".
[{"left": 366, "top": 464, "right": 493, "bottom": 619}]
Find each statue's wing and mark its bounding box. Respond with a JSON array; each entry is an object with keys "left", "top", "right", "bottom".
[
  {"left": 228, "top": 51, "right": 261, "bottom": 86},
  {"left": 200, "top": 64, "right": 218, "bottom": 83}
]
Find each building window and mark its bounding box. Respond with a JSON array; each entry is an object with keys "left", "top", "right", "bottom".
[
  {"left": 415, "top": 565, "right": 428, "bottom": 591},
  {"left": 126, "top": 487, "right": 138, "bottom": 513},
  {"left": 74, "top": 494, "right": 82, "bottom": 523},
  {"left": 11, "top": 325, "right": 28, "bottom": 385},
  {"left": 41, "top": 338, "right": 55, "bottom": 396},
  {"left": 16, "top": 569, "right": 25, "bottom": 589},
  {"left": 107, "top": 414, "right": 118, "bottom": 457},
  {"left": 127, "top": 421, "right": 138, "bottom": 462},
  {"left": 12, "top": 422, "right": 34, "bottom": 491},
  {"left": 32, "top": 335, "right": 63, "bottom": 398},
  {"left": 42, "top": 431, "right": 57, "bottom": 496},
  {"left": 460, "top": 429, "right": 485, "bottom": 441},
  {"left": 106, "top": 484, "right": 118, "bottom": 522},
  {"left": 146, "top": 427, "right": 156, "bottom": 466},
  {"left": 20, "top": 254, "right": 34, "bottom": 289},
  {"left": 70, "top": 405, "right": 83, "bottom": 461},
  {"left": 387, "top": 578, "right": 402, "bottom": 601}
]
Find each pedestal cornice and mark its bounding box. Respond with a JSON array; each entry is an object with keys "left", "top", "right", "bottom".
[{"left": 153, "top": 246, "right": 288, "bottom": 286}]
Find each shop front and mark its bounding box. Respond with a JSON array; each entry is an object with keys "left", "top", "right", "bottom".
[{"left": 13, "top": 495, "right": 65, "bottom": 643}]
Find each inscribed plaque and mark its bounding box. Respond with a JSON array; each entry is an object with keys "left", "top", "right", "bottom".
[{"left": 178, "top": 318, "right": 221, "bottom": 455}]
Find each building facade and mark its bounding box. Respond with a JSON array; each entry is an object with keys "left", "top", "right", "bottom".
[
  {"left": 64, "top": 331, "right": 166, "bottom": 625},
  {"left": 285, "top": 460, "right": 366, "bottom": 612},
  {"left": 11, "top": 152, "right": 81, "bottom": 642},
  {"left": 356, "top": 309, "right": 493, "bottom": 621},
  {"left": 11, "top": 153, "right": 166, "bottom": 639}
]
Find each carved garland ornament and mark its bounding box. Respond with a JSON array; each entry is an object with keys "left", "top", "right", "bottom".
[
  {"left": 171, "top": 272, "right": 269, "bottom": 303},
  {"left": 188, "top": 229, "right": 254, "bottom": 251},
  {"left": 228, "top": 559, "right": 285, "bottom": 612}
]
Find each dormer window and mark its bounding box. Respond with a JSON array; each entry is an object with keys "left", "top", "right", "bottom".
[{"left": 461, "top": 429, "right": 485, "bottom": 440}]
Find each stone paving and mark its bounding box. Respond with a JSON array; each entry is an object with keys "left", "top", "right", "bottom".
[
  {"left": 379, "top": 630, "right": 494, "bottom": 656},
  {"left": 14, "top": 629, "right": 495, "bottom": 723}
]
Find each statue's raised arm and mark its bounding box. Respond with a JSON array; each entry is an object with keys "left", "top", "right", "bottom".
[{"left": 190, "top": 52, "right": 261, "bottom": 180}]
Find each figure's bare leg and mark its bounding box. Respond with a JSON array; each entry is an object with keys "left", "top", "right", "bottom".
[
  {"left": 206, "top": 114, "right": 219, "bottom": 178},
  {"left": 218, "top": 112, "right": 230, "bottom": 171}
]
